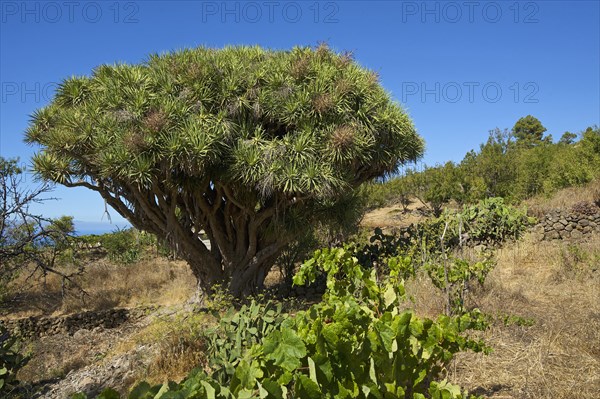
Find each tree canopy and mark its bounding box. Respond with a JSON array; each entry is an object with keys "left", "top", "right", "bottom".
[
  {"left": 25, "top": 45, "right": 424, "bottom": 296},
  {"left": 512, "top": 114, "right": 547, "bottom": 146},
  {"left": 362, "top": 121, "right": 600, "bottom": 213}
]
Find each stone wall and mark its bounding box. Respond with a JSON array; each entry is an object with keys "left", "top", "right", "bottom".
[
  {"left": 0, "top": 307, "right": 153, "bottom": 339},
  {"left": 534, "top": 208, "right": 600, "bottom": 240}
]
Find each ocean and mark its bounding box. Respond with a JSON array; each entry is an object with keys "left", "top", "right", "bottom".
[{"left": 73, "top": 221, "right": 132, "bottom": 236}]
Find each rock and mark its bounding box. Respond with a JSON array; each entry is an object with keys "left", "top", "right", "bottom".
[
  {"left": 565, "top": 225, "right": 574, "bottom": 232},
  {"left": 579, "top": 219, "right": 590, "bottom": 227},
  {"left": 112, "top": 356, "right": 130, "bottom": 371},
  {"left": 552, "top": 222, "right": 565, "bottom": 231},
  {"left": 544, "top": 231, "right": 560, "bottom": 240},
  {"left": 73, "top": 329, "right": 89, "bottom": 340},
  {"left": 531, "top": 231, "right": 544, "bottom": 241},
  {"left": 79, "top": 376, "right": 95, "bottom": 388},
  {"left": 570, "top": 229, "right": 583, "bottom": 239},
  {"left": 92, "top": 326, "right": 103, "bottom": 334},
  {"left": 559, "top": 219, "right": 568, "bottom": 226}
]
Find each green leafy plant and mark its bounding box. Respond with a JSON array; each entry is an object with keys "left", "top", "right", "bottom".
[
  {"left": 500, "top": 314, "right": 535, "bottom": 327},
  {"left": 460, "top": 198, "right": 533, "bottom": 245},
  {"left": 204, "top": 299, "right": 287, "bottom": 384},
  {"left": 0, "top": 325, "right": 30, "bottom": 394},
  {"left": 99, "top": 228, "right": 157, "bottom": 264},
  {"left": 275, "top": 233, "right": 321, "bottom": 291},
  {"left": 425, "top": 255, "right": 496, "bottom": 315}
]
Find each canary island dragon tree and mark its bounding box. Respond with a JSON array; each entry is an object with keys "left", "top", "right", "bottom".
[{"left": 25, "top": 45, "right": 424, "bottom": 297}]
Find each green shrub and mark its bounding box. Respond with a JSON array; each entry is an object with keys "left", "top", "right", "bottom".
[
  {"left": 359, "top": 125, "right": 600, "bottom": 212},
  {"left": 460, "top": 197, "right": 534, "bottom": 245},
  {"left": 500, "top": 314, "right": 535, "bottom": 327},
  {"left": 425, "top": 255, "right": 496, "bottom": 315},
  {"left": 100, "top": 228, "right": 155, "bottom": 264},
  {"left": 0, "top": 325, "right": 30, "bottom": 394}
]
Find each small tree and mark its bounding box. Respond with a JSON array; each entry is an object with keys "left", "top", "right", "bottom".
[
  {"left": 513, "top": 115, "right": 547, "bottom": 147},
  {"left": 25, "top": 45, "right": 424, "bottom": 297},
  {"left": 413, "top": 163, "right": 461, "bottom": 216},
  {"left": 469, "top": 128, "right": 517, "bottom": 199},
  {"left": 580, "top": 126, "right": 600, "bottom": 154},
  {"left": 0, "top": 157, "right": 81, "bottom": 301},
  {"left": 386, "top": 173, "right": 415, "bottom": 212},
  {"left": 559, "top": 131, "right": 577, "bottom": 145}
]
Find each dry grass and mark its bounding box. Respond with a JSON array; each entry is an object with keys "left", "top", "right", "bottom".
[
  {"left": 357, "top": 182, "right": 600, "bottom": 398},
  {"left": 524, "top": 178, "right": 600, "bottom": 217},
  {"left": 110, "top": 310, "right": 214, "bottom": 386},
  {"left": 395, "top": 180, "right": 600, "bottom": 399},
  {"left": 3, "top": 256, "right": 196, "bottom": 318},
  {"left": 404, "top": 273, "right": 447, "bottom": 319},
  {"left": 361, "top": 197, "right": 429, "bottom": 231},
  {"left": 445, "top": 233, "right": 600, "bottom": 398},
  {"left": 17, "top": 322, "right": 142, "bottom": 384}
]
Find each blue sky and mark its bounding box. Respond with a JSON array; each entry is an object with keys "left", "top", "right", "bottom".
[{"left": 1, "top": 0, "right": 599, "bottom": 226}]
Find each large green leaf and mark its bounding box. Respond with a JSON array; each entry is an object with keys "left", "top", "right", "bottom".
[
  {"left": 263, "top": 328, "right": 307, "bottom": 371},
  {"left": 233, "top": 360, "right": 264, "bottom": 391},
  {"left": 295, "top": 374, "right": 321, "bottom": 399}
]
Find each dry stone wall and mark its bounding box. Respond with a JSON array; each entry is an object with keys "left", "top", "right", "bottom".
[
  {"left": 534, "top": 208, "right": 600, "bottom": 240},
  {"left": 0, "top": 307, "right": 153, "bottom": 339}
]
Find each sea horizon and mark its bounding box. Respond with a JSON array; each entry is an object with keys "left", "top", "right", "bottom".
[{"left": 73, "top": 220, "right": 132, "bottom": 236}]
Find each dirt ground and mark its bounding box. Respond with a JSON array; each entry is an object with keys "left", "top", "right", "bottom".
[{"left": 360, "top": 197, "right": 430, "bottom": 231}]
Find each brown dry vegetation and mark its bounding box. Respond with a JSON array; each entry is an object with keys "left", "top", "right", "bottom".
[
  {"left": 446, "top": 233, "right": 600, "bottom": 398},
  {"left": 3, "top": 257, "right": 196, "bottom": 319},
  {"left": 360, "top": 196, "right": 429, "bottom": 231},
  {"left": 524, "top": 178, "right": 600, "bottom": 217},
  {"left": 110, "top": 311, "right": 213, "bottom": 385},
  {"left": 399, "top": 234, "right": 600, "bottom": 398},
  {"left": 366, "top": 183, "right": 600, "bottom": 398}
]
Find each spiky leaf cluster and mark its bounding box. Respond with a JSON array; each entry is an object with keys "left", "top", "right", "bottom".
[{"left": 26, "top": 45, "right": 423, "bottom": 202}]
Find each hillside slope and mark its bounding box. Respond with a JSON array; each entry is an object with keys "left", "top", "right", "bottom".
[{"left": 3, "top": 185, "right": 599, "bottom": 398}]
